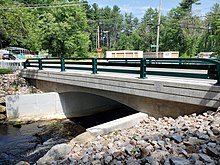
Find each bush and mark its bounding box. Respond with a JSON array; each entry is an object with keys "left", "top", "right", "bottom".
[
  {"left": 180, "top": 53, "right": 191, "bottom": 58},
  {"left": 86, "top": 52, "right": 105, "bottom": 58},
  {"left": 0, "top": 68, "right": 12, "bottom": 74}
]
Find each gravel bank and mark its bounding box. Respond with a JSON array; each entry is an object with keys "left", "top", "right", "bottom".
[{"left": 36, "top": 109, "right": 220, "bottom": 165}]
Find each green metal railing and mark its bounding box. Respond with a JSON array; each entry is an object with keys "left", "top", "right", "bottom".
[{"left": 24, "top": 58, "right": 220, "bottom": 85}]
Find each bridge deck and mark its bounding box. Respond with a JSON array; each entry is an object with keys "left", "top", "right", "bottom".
[{"left": 26, "top": 66, "right": 217, "bottom": 86}]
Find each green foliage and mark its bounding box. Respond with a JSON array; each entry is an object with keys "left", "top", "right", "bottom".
[
  {"left": 180, "top": 53, "right": 191, "bottom": 58},
  {"left": 38, "top": 0, "right": 90, "bottom": 57},
  {"left": 136, "top": 8, "right": 158, "bottom": 52},
  {"left": 217, "top": 18, "right": 220, "bottom": 56},
  {"left": 179, "top": 0, "right": 200, "bottom": 12},
  {"left": 0, "top": 0, "right": 90, "bottom": 57},
  {"left": 0, "top": 0, "right": 219, "bottom": 58},
  {"left": 0, "top": 68, "right": 12, "bottom": 74}
]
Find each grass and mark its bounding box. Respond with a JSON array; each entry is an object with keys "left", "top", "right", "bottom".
[{"left": 0, "top": 68, "right": 12, "bottom": 74}]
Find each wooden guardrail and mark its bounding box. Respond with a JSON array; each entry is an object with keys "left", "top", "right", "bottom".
[{"left": 24, "top": 58, "right": 220, "bottom": 85}]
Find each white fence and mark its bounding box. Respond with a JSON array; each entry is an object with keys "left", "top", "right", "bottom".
[{"left": 0, "top": 60, "right": 25, "bottom": 70}]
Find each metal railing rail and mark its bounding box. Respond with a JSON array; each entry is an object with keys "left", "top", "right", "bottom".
[
  {"left": 24, "top": 58, "right": 220, "bottom": 85},
  {"left": 0, "top": 60, "right": 24, "bottom": 70}
]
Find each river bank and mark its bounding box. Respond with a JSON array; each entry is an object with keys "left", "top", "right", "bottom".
[
  {"left": 0, "top": 119, "right": 86, "bottom": 164},
  {"left": 1, "top": 71, "right": 220, "bottom": 164},
  {"left": 36, "top": 109, "right": 220, "bottom": 165},
  {"left": 0, "top": 70, "right": 45, "bottom": 164},
  {"left": 0, "top": 70, "right": 138, "bottom": 164},
  {"left": 0, "top": 70, "right": 42, "bottom": 122}
]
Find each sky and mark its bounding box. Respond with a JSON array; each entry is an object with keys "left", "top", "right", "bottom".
[{"left": 86, "top": 0, "right": 220, "bottom": 19}]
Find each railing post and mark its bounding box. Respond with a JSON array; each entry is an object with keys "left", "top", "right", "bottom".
[
  {"left": 61, "top": 57, "right": 65, "bottom": 72},
  {"left": 38, "top": 59, "right": 43, "bottom": 70},
  {"left": 92, "top": 58, "right": 97, "bottom": 74},
  {"left": 140, "top": 58, "right": 146, "bottom": 79},
  {"left": 217, "top": 64, "right": 220, "bottom": 85},
  {"left": 24, "top": 60, "right": 27, "bottom": 69}
]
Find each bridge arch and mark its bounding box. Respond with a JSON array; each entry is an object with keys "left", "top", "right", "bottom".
[
  {"left": 30, "top": 79, "right": 210, "bottom": 118},
  {"left": 58, "top": 91, "right": 134, "bottom": 117}
]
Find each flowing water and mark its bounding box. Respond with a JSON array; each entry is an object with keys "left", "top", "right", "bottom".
[
  {"left": 0, "top": 106, "right": 136, "bottom": 165},
  {"left": 0, "top": 122, "right": 70, "bottom": 165}
]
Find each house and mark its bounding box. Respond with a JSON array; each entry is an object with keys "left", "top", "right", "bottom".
[
  {"left": 105, "top": 50, "right": 143, "bottom": 58},
  {"left": 143, "top": 51, "right": 179, "bottom": 58}
]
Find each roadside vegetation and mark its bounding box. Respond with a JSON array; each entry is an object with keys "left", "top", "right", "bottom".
[
  {"left": 0, "top": 0, "right": 219, "bottom": 57},
  {"left": 0, "top": 68, "right": 12, "bottom": 74}
]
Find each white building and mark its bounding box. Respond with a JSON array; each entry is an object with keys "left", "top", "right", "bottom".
[
  {"left": 144, "top": 51, "right": 179, "bottom": 58},
  {"left": 105, "top": 50, "right": 143, "bottom": 58}
]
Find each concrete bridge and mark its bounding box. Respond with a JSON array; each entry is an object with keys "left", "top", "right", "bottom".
[{"left": 18, "top": 63, "right": 220, "bottom": 119}]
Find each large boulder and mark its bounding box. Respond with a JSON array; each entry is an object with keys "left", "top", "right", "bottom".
[
  {"left": 15, "top": 161, "right": 30, "bottom": 165},
  {"left": 211, "top": 113, "right": 220, "bottom": 128},
  {"left": 70, "top": 132, "right": 95, "bottom": 145},
  {"left": 0, "top": 97, "right": 5, "bottom": 104},
  {"left": 0, "top": 114, "right": 6, "bottom": 120},
  {"left": 0, "top": 105, "right": 6, "bottom": 113},
  {"left": 36, "top": 143, "right": 73, "bottom": 165}
]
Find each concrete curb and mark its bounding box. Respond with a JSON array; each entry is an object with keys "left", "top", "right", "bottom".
[{"left": 86, "top": 112, "right": 148, "bottom": 135}]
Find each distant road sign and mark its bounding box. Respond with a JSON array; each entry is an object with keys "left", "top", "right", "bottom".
[
  {"left": 151, "top": 45, "right": 158, "bottom": 48},
  {"left": 97, "top": 47, "right": 102, "bottom": 53}
]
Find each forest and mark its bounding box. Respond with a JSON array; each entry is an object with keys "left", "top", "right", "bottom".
[{"left": 0, "top": 0, "right": 219, "bottom": 57}]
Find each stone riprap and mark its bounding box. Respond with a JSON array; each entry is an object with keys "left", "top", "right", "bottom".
[
  {"left": 0, "top": 71, "right": 42, "bottom": 121},
  {"left": 36, "top": 109, "right": 220, "bottom": 165},
  {"left": 0, "top": 70, "right": 42, "bottom": 96}
]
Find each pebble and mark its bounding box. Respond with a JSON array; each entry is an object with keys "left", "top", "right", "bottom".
[
  {"left": 15, "top": 161, "right": 30, "bottom": 165},
  {"left": 104, "top": 155, "right": 113, "bottom": 164},
  {"left": 206, "top": 147, "right": 219, "bottom": 157},
  {"left": 0, "top": 105, "right": 6, "bottom": 113},
  {"left": 36, "top": 109, "right": 220, "bottom": 164},
  {"left": 5, "top": 69, "right": 220, "bottom": 164},
  {"left": 199, "top": 153, "right": 214, "bottom": 163},
  {"left": 169, "top": 157, "right": 191, "bottom": 165},
  {"left": 0, "top": 71, "right": 42, "bottom": 98},
  {"left": 0, "top": 114, "right": 6, "bottom": 120},
  {"left": 84, "top": 112, "right": 220, "bottom": 163},
  {"left": 171, "top": 134, "right": 183, "bottom": 143},
  {"left": 6, "top": 74, "right": 212, "bottom": 165}
]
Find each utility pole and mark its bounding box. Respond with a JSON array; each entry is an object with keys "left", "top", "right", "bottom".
[
  {"left": 97, "top": 25, "right": 100, "bottom": 58},
  {"left": 156, "top": 0, "right": 162, "bottom": 58},
  {"left": 106, "top": 31, "right": 109, "bottom": 50},
  {"left": 103, "top": 31, "right": 109, "bottom": 49}
]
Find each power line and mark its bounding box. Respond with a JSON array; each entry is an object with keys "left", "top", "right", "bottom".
[{"left": 0, "top": 2, "right": 87, "bottom": 10}]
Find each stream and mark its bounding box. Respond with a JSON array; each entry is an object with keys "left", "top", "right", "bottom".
[
  {"left": 0, "top": 122, "right": 70, "bottom": 165},
  {"left": 0, "top": 106, "right": 136, "bottom": 165}
]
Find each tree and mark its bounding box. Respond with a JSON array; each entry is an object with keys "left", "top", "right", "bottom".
[
  {"left": 0, "top": 0, "right": 90, "bottom": 57},
  {"left": 0, "top": 0, "right": 219, "bottom": 58},
  {"left": 199, "top": 3, "right": 220, "bottom": 55},
  {"left": 136, "top": 8, "right": 158, "bottom": 52},
  {"left": 179, "top": 0, "right": 200, "bottom": 12},
  {"left": 0, "top": 3, "right": 42, "bottom": 51},
  {"left": 160, "top": 0, "right": 202, "bottom": 56},
  {"left": 37, "top": 0, "right": 90, "bottom": 57}
]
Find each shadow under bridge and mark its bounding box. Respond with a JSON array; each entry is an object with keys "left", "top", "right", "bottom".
[{"left": 58, "top": 91, "right": 137, "bottom": 118}]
